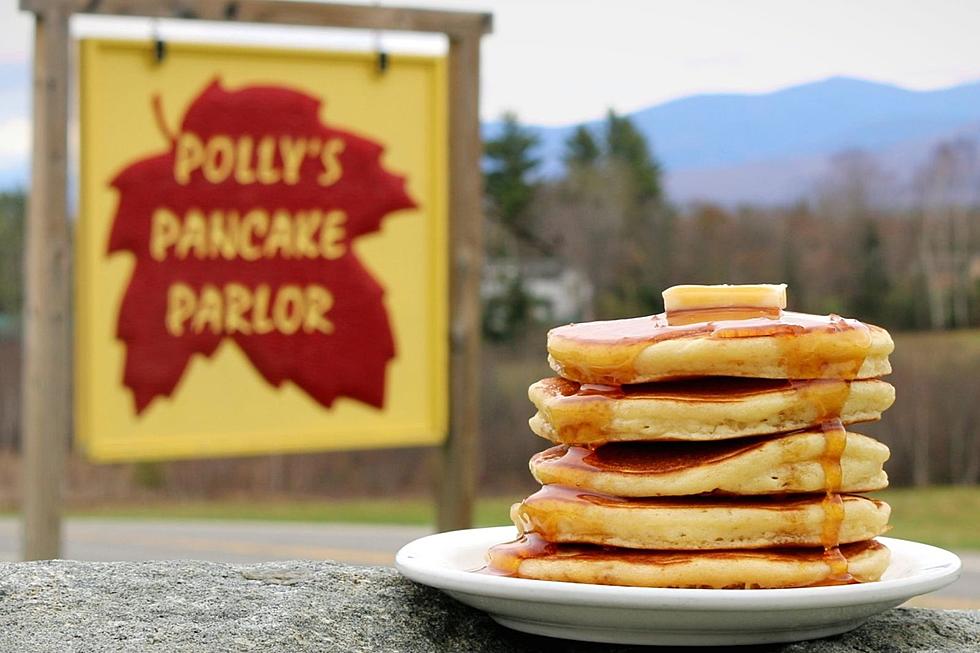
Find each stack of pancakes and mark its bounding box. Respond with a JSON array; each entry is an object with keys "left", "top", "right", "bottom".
[{"left": 487, "top": 286, "right": 896, "bottom": 589}]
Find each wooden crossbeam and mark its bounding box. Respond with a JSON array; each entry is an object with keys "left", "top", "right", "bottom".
[{"left": 19, "top": 0, "right": 493, "bottom": 38}]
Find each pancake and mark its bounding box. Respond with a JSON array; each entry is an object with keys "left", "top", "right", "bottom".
[
  {"left": 486, "top": 534, "right": 890, "bottom": 589},
  {"left": 529, "top": 376, "right": 894, "bottom": 444},
  {"left": 547, "top": 311, "right": 893, "bottom": 385},
  {"left": 529, "top": 431, "right": 890, "bottom": 496},
  {"left": 511, "top": 485, "right": 890, "bottom": 550}
]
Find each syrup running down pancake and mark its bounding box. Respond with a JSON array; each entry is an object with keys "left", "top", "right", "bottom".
[
  {"left": 547, "top": 311, "right": 893, "bottom": 386},
  {"left": 528, "top": 376, "right": 895, "bottom": 444},
  {"left": 485, "top": 534, "right": 891, "bottom": 589},
  {"left": 529, "top": 430, "right": 890, "bottom": 496},
  {"left": 510, "top": 485, "right": 891, "bottom": 550}
]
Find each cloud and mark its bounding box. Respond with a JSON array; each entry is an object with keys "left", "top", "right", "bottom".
[
  {"left": 0, "top": 116, "right": 29, "bottom": 162},
  {"left": 0, "top": 4, "right": 31, "bottom": 65}
]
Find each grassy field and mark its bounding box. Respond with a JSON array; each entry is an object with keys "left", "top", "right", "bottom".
[
  {"left": 873, "top": 486, "right": 980, "bottom": 550},
  {"left": 54, "top": 484, "right": 980, "bottom": 550},
  {"left": 66, "top": 496, "right": 513, "bottom": 528}
]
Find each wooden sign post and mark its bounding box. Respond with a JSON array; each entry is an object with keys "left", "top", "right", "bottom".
[
  {"left": 21, "top": 3, "right": 71, "bottom": 562},
  {"left": 19, "top": 0, "right": 490, "bottom": 559}
]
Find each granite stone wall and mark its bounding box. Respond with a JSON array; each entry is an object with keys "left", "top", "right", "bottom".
[{"left": 0, "top": 560, "right": 977, "bottom": 652}]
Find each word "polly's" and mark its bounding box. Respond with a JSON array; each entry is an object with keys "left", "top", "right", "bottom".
[{"left": 173, "top": 131, "right": 345, "bottom": 187}]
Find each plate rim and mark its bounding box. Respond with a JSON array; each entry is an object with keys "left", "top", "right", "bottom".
[{"left": 395, "top": 526, "right": 962, "bottom": 610}]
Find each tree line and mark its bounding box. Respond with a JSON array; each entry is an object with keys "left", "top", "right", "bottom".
[
  {"left": 482, "top": 113, "right": 980, "bottom": 338},
  {"left": 0, "top": 192, "right": 24, "bottom": 331}
]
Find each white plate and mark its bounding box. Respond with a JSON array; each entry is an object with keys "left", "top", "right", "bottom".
[{"left": 395, "top": 527, "right": 961, "bottom": 646}]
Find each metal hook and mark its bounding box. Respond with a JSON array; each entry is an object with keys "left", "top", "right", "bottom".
[
  {"left": 151, "top": 18, "right": 166, "bottom": 64},
  {"left": 373, "top": 0, "right": 388, "bottom": 74},
  {"left": 154, "top": 39, "right": 167, "bottom": 63}
]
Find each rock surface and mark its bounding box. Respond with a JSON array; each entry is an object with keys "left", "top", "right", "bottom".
[{"left": 0, "top": 560, "right": 976, "bottom": 652}]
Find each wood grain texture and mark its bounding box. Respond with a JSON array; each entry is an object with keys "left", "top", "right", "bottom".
[
  {"left": 22, "top": 6, "right": 71, "bottom": 561},
  {"left": 437, "top": 33, "right": 483, "bottom": 532},
  {"left": 19, "top": 0, "right": 492, "bottom": 37}
]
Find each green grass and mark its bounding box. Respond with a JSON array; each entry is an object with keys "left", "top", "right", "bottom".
[
  {"left": 63, "top": 496, "right": 519, "bottom": 528},
  {"left": 873, "top": 485, "right": 980, "bottom": 550},
  {"left": 19, "top": 485, "right": 980, "bottom": 551}
]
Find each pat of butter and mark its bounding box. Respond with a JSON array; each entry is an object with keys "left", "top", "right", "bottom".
[{"left": 663, "top": 284, "right": 787, "bottom": 313}]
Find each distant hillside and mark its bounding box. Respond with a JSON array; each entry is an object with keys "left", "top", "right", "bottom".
[
  {"left": 486, "top": 76, "right": 980, "bottom": 206},
  {"left": 667, "top": 121, "right": 980, "bottom": 206}
]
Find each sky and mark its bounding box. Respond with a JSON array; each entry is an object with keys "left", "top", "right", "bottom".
[{"left": 1, "top": 0, "right": 979, "bottom": 174}]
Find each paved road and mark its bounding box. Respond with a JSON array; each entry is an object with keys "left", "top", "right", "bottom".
[
  {"left": 0, "top": 518, "right": 430, "bottom": 566},
  {"left": 0, "top": 518, "right": 976, "bottom": 608}
]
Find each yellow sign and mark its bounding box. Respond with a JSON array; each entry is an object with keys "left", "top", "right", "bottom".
[{"left": 77, "top": 39, "right": 448, "bottom": 461}]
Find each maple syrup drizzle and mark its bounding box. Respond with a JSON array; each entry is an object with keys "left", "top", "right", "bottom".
[
  {"left": 514, "top": 445, "right": 860, "bottom": 583},
  {"left": 817, "top": 418, "right": 854, "bottom": 584},
  {"left": 502, "top": 304, "right": 879, "bottom": 586},
  {"left": 484, "top": 534, "right": 882, "bottom": 585},
  {"left": 516, "top": 483, "right": 841, "bottom": 512},
  {"left": 559, "top": 376, "right": 831, "bottom": 401},
  {"left": 820, "top": 421, "right": 847, "bottom": 497},
  {"left": 537, "top": 376, "right": 858, "bottom": 445},
  {"left": 532, "top": 436, "right": 775, "bottom": 476},
  {"left": 510, "top": 484, "right": 862, "bottom": 553},
  {"left": 548, "top": 310, "right": 873, "bottom": 385},
  {"left": 481, "top": 534, "right": 558, "bottom": 577}
]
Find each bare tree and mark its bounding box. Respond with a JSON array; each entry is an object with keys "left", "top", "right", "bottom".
[{"left": 914, "top": 139, "right": 980, "bottom": 329}]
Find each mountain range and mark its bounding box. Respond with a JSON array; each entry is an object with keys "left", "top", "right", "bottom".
[
  {"left": 487, "top": 76, "right": 980, "bottom": 206},
  {"left": 2, "top": 64, "right": 979, "bottom": 206}
]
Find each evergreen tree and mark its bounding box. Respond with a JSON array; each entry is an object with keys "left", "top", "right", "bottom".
[
  {"left": 852, "top": 218, "right": 890, "bottom": 323},
  {"left": 563, "top": 125, "right": 600, "bottom": 168},
  {"left": 481, "top": 112, "right": 542, "bottom": 341},
  {"left": 551, "top": 111, "right": 670, "bottom": 319},
  {"left": 602, "top": 111, "right": 667, "bottom": 314},
  {"left": 484, "top": 112, "right": 540, "bottom": 236},
  {"left": 604, "top": 110, "right": 662, "bottom": 203}
]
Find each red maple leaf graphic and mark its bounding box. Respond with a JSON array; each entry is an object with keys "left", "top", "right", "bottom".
[{"left": 107, "top": 79, "right": 416, "bottom": 413}]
